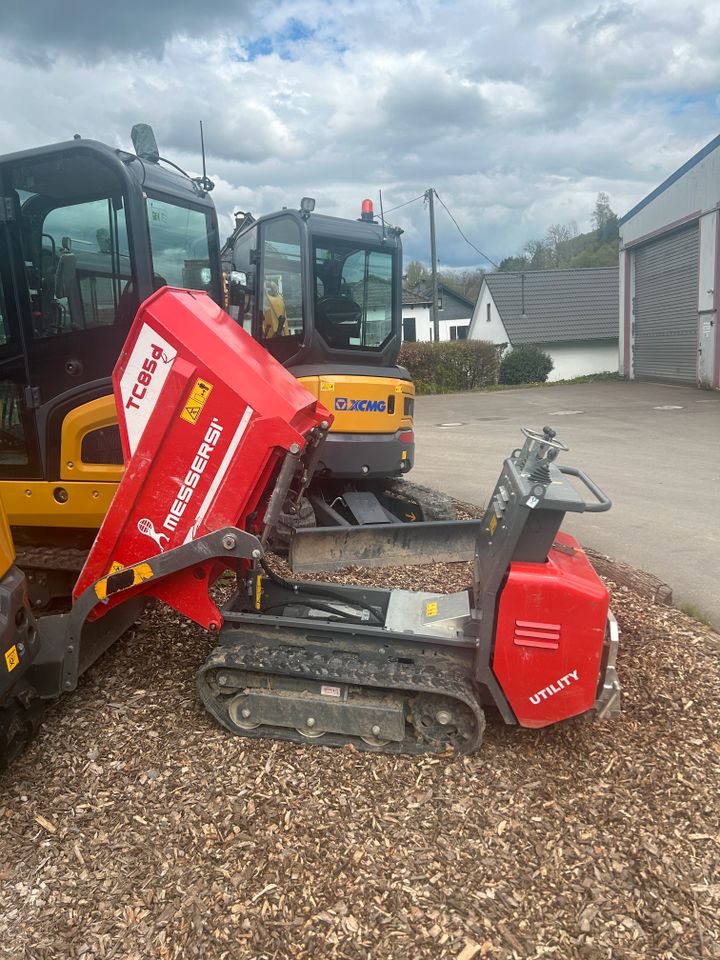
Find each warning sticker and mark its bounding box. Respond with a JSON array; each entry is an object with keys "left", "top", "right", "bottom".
[
  {"left": 321, "top": 685, "right": 341, "bottom": 698},
  {"left": 320, "top": 382, "right": 335, "bottom": 392},
  {"left": 4, "top": 644, "right": 19, "bottom": 673},
  {"left": 425, "top": 601, "right": 438, "bottom": 618},
  {"left": 489, "top": 514, "right": 497, "bottom": 536},
  {"left": 181, "top": 378, "right": 214, "bottom": 425}
]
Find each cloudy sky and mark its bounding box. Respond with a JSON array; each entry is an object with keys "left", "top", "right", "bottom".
[{"left": 1, "top": 0, "right": 718, "bottom": 267}]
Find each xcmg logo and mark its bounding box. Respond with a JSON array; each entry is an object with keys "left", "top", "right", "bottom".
[{"left": 335, "top": 397, "right": 386, "bottom": 413}]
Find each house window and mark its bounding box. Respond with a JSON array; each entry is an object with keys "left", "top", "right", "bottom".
[
  {"left": 486, "top": 303, "right": 491, "bottom": 323},
  {"left": 403, "top": 316, "right": 417, "bottom": 342},
  {"left": 437, "top": 295, "right": 443, "bottom": 311},
  {"left": 450, "top": 325, "right": 469, "bottom": 341}
]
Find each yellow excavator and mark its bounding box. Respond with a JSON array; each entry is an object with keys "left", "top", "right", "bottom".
[
  {"left": 0, "top": 126, "right": 451, "bottom": 617},
  {"left": 222, "top": 200, "right": 453, "bottom": 532},
  {"left": 0, "top": 125, "right": 225, "bottom": 609}
]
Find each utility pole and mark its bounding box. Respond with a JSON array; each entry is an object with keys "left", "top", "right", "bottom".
[{"left": 426, "top": 188, "right": 439, "bottom": 342}]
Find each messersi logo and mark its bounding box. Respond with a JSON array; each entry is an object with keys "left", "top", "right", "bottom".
[{"left": 335, "top": 397, "right": 386, "bottom": 412}]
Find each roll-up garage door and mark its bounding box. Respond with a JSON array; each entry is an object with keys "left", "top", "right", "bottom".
[{"left": 633, "top": 223, "right": 699, "bottom": 381}]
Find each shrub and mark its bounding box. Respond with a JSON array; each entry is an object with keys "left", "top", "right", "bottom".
[
  {"left": 398, "top": 340, "right": 503, "bottom": 394},
  {"left": 498, "top": 344, "right": 554, "bottom": 385}
]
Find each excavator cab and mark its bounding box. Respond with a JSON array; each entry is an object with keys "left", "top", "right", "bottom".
[
  {"left": 0, "top": 135, "right": 222, "bottom": 606},
  {"left": 225, "top": 204, "right": 436, "bottom": 527}
]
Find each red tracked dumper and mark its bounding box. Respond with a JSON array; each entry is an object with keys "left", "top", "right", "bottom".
[{"left": 1, "top": 288, "right": 620, "bottom": 764}]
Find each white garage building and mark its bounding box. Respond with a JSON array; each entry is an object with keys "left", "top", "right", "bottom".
[{"left": 619, "top": 134, "right": 720, "bottom": 389}]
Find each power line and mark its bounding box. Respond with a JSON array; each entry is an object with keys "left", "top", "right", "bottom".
[
  {"left": 383, "top": 193, "right": 426, "bottom": 214},
  {"left": 432, "top": 190, "right": 499, "bottom": 269}
]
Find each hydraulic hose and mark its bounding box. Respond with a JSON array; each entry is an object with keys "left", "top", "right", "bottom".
[{"left": 258, "top": 555, "right": 384, "bottom": 626}]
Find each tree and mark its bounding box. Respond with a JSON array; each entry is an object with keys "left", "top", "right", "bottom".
[
  {"left": 591, "top": 193, "right": 619, "bottom": 245},
  {"left": 499, "top": 254, "right": 529, "bottom": 272},
  {"left": 438, "top": 267, "right": 486, "bottom": 301},
  {"left": 545, "top": 222, "right": 578, "bottom": 266},
  {"left": 499, "top": 197, "right": 618, "bottom": 273},
  {"left": 524, "top": 238, "right": 551, "bottom": 270},
  {"left": 404, "top": 260, "right": 430, "bottom": 288}
]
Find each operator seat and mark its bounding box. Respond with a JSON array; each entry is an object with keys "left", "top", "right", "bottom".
[{"left": 315, "top": 296, "right": 362, "bottom": 348}]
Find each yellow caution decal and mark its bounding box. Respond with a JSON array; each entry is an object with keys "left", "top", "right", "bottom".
[
  {"left": 95, "top": 562, "right": 154, "bottom": 601},
  {"left": 254, "top": 574, "right": 263, "bottom": 610},
  {"left": 4, "top": 644, "right": 19, "bottom": 673},
  {"left": 181, "top": 378, "right": 214, "bottom": 425},
  {"left": 489, "top": 514, "right": 498, "bottom": 536},
  {"left": 425, "top": 601, "right": 438, "bottom": 618}
]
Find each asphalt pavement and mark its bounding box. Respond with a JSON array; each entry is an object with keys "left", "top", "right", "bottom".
[{"left": 409, "top": 379, "right": 720, "bottom": 628}]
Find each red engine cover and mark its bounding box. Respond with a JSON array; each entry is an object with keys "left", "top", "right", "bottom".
[
  {"left": 492, "top": 531, "right": 609, "bottom": 727},
  {"left": 74, "top": 288, "right": 330, "bottom": 628}
]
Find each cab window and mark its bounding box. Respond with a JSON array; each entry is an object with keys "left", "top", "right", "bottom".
[
  {"left": 36, "top": 198, "right": 132, "bottom": 339},
  {"left": 259, "top": 217, "right": 304, "bottom": 362},
  {"left": 314, "top": 241, "right": 393, "bottom": 349},
  {"left": 146, "top": 196, "right": 215, "bottom": 295},
  {"left": 230, "top": 225, "right": 257, "bottom": 334}
]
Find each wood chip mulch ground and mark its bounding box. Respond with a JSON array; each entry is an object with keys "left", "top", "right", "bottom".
[{"left": 1, "top": 556, "right": 719, "bottom": 960}]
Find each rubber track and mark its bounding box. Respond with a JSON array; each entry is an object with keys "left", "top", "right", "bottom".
[
  {"left": 379, "top": 478, "right": 458, "bottom": 522},
  {"left": 0, "top": 694, "right": 48, "bottom": 771},
  {"left": 15, "top": 546, "right": 88, "bottom": 573},
  {"left": 198, "top": 638, "right": 485, "bottom": 755}
]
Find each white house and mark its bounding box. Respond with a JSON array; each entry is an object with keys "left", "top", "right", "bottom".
[
  {"left": 467, "top": 268, "right": 619, "bottom": 381},
  {"left": 402, "top": 283, "right": 475, "bottom": 342},
  {"left": 619, "top": 133, "right": 720, "bottom": 389}
]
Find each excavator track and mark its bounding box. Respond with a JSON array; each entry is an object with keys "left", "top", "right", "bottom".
[
  {"left": 0, "top": 691, "right": 47, "bottom": 771},
  {"left": 198, "top": 633, "right": 485, "bottom": 755},
  {"left": 15, "top": 546, "right": 88, "bottom": 611},
  {"left": 376, "top": 478, "right": 458, "bottom": 522}
]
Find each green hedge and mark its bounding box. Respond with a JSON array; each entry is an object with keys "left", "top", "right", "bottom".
[
  {"left": 499, "top": 344, "right": 554, "bottom": 385},
  {"left": 399, "top": 340, "right": 504, "bottom": 394}
]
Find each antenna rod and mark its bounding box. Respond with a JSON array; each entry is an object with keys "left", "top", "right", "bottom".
[
  {"left": 200, "top": 120, "right": 207, "bottom": 181},
  {"left": 379, "top": 189, "right": 386, "bottom": 241}
]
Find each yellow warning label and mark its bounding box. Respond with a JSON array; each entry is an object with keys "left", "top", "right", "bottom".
[
  {"left": 489, "top": 514, "right": 497, "bottom": 536},
  {"left": 320, "top": 382, "right": 335, "bottom": 392},
  {"left": 425, "top": 601, "right": 438, "bottom": 618},
  {"left": 95, "top": 562, "right": 154, "bottom": 601},
  {"left": 109, "top": 561, "right": 124, "bottom": 574},
  {"left": 181, "top": 377, "right": 214, "bottom": 425},
  {"left": 4, "top": 644, "right": 19, "bottom": 673},
  {"left": 401, "top": 450, "right": 408, "bottom": 460},
  {"left": 254, "top": 574, "right": 263, "bottom": 611},
  {"left": 395, "top": 384, "right": 404, "bottom": 392}
]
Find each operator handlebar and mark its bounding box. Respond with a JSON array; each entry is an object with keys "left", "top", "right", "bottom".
[{"left": 559, "top": 466, "right": 612, "bottom": 513}]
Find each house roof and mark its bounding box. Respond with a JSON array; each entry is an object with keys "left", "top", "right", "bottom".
[
  {"left": 483, "top": 267, "right": 618, "bottom": 345},
  {"left": 402, "top": 282, "right": 475, "bottom": 310},
  {"left": 619, "top": 133, "right": 720, "bottom": 226}
]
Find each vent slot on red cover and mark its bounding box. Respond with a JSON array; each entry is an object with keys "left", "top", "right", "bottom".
[{"left": 513, "top": 620, "right": 561, "bottom": 650}]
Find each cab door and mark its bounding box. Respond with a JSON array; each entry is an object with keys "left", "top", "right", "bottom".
[
  {"left": 0, "top": 209, "right": 41, "bottom": 480},
  {"left": 0, "top": 150, "right": 140, "bottom": 481}
]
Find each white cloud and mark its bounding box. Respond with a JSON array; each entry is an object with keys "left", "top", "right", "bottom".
[{"left": 0, "top": 0, "right": 718, "bottom": 266}]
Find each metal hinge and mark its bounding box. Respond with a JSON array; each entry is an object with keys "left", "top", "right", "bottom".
[
  {"left": 24, "top": 385, "right": 41, "bottom": 409},
  {"left": 0, "top": 197, "right": 15, "bottom": 222}
]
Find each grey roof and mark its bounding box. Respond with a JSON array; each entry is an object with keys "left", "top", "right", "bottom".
[
  {"left": 402, "top": 282, "right": 475, "bottom": 311},
  {"left": 484, "top": 267, "right": 618, "bottom": 345}
]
